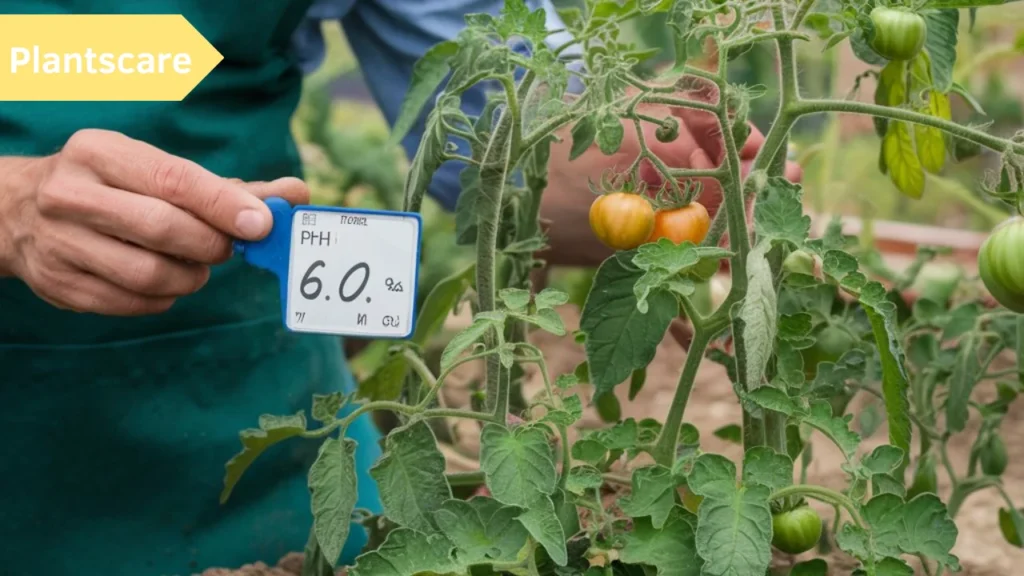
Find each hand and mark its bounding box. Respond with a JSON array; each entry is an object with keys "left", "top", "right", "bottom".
[
  {"left": 0, "top": 129, "right": 310, "bottom": 316},
  {"left": 539, "top": 79, "right": 802, "bottom": 268}
]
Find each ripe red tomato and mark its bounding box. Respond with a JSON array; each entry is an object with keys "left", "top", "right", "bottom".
[
  {"left": 869, "top": 6, "right": 927, "bottom": 61},
  {"left": 772, "top": 505, "right": 823, "bottom": 555},
  {"left": 589, "top": 192, "right": 655, "bottom": 251},
  {"left": 647, "top": 202, "right": 710, "bottom": 245},
  {"left": 979, "top": 217, "right": 1024, "bottom": 313}
]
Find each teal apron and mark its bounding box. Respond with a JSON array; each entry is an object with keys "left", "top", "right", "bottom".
[{"left": 0, "top": 2, "right": 383, "bottom": 575}]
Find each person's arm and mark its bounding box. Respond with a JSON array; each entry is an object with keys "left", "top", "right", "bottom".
[{"left": 293, "top": 0, "right": 574, "bottom": 212}]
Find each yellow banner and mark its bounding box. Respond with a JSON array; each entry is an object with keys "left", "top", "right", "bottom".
[{"left": 0, "top": 14, "right": 223, "bottom": 101}]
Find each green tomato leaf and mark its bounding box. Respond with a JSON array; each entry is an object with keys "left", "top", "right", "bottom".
[
  {"left": 803, "top": 400, "right": 861, "bottom": 461},
  {"left": 581, "top": 251, "right": 678, "bottom": 395},
  {"left": 311, "top": 392, "right": 345, "bottom": 424},
  {"left": 480, "top": 423, "right": 557, "bottom": 507},
  {"left": 309, "top": 437, "right": 358, "bottom": 567},
  {"left": 357, "top": 353, "right": 410, "bottom": 402},
  {"left": 619, "top": 465, "right": 678, "bottom": 529},
  {"left": 838, "top": 493, "right": 960, "bottom": 573},
  {"left": 566, "top": 465, "right": 604, "bottom": 496},
  {"left": 620, "top": 505, "right": 702, "bottom": 576},
  {"left": 597, "top": 111, "right": 625, "bottom": 155},
  {"left": 433, "top": 497, "right": 530, "bottom": 566},
  {"left": 540, "top": 394, "right": 584, "bottom": 428},
  {"left": 862, "top": 445, "right": 905, "bottom": 476},
  {"left": 369, "top": 420, "right": 452, "bottom": 533},
  {"left": 517, "top": 495, "right": 568, "bottom": 566},
  {"left": 739, "top": 241, "right": 778, "bottom": 391},
  {"left": 499, "top": 288, "right": 532, "bottom": 311},
  {"left": 924, "top": 9, "right": 959, "bottom": 92},
  {"left": 746, "top": 387, "right": 800, "bottom": 416},
  {"left": 687, "top": 454, "right": 738, "bottom": 500},
  {"left": 742, "top": 447, "right": 793, "bottom": 492},
  {"left": 221, "top": 412, "right": 307, "bottom": 504},
  {"left": 947, "top": 332, "right": 982, "bottom": 433},
  {"left": 413, "top": 262, "right": 475, "bottom": 345},
  {"left": 696, "top": 483, "right": 773, "bottom": 576},
  {"left": 858, "top": 282, "right": 913, "bottom": 474},
  {"left": 387, "top": 40, "right": 459, "bottom": 147},
  {"left": 347, "top": 528, "right": 460, "bottom": 576},
  {"left": 753, "top": 177, "right": 812, "bottom": 245},
  {"left": 883, "top": 122, "right": 925, "bottom": 199},
  {"left": 569, "top": 114, "right": 597, "bottom": 160},
  {"left": 441, "top": 313, "right": 505, "bottom": 369},
  {"left": 713, "top": 424, "right": 743, "bottom": 444},
  {"left": 917, "top": 91, "right": 951, "bottom": 174},
  {"left": 536, "top": 287, "right": 570, "bottom": 309}
]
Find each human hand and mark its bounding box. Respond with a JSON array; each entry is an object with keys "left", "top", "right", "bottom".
[
  {"left": 539, "top": 78, "right": 802, "bottom": 268},
  {"left": 0, "top": 129, "right": 309, "bottom": 316}
]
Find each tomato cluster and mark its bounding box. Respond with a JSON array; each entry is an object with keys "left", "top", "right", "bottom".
[
  {"left": 588, "top": 193, "right": 711, "bottom": 251},
  {"left": 979, "top": 217, "right": 1024, "bottom": 313}
]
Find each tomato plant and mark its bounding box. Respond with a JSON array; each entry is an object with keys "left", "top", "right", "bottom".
[
  {"left": 589, "top": 191, "right": 655, "bottom": 250},
  {"left": 217, "top": 0, "right": 1024, "bottom": 574}
]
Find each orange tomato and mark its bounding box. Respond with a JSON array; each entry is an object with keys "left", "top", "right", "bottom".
[
  {"left": 647, "top": 202, "right": 710, "bottom": 245},
  {"left": 588, "top": 192, "right": 655, "bottom": 251}
]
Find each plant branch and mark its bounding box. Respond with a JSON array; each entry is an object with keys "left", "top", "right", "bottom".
[
  {"left": 795, "top": 99, "right": 1024, "bottom": 155},
  {"left": 652, "top": 330, "right": 713, "bottom": 466},
  {"left": 770, "top": 484, "right": 866, "bottom": 528},
  {"left": 789, "top": 0, "right": 818, "bottom": 30}
]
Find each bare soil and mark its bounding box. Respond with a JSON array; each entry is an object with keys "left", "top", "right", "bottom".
[{"left": 203, "top": 303, "right": 1024, "bottom": 576}]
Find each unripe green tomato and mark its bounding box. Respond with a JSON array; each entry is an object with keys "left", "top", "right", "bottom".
[
  {"left": 772, "top": 506, "right": 823, "bottom": 555},
  {"left": 802, "top": 325, "right": 855, "bottom": 380},
  {"left": 978, "top": 217, "right": 1024, "bottom": 313},
  {"left": 869, "top": 6, "right": 927, "bottom": 61},
  {"left": 655, "top": 117, "right": 680, "bottom": 143},
  {"left": 981, "top": 435, "right": 1009, "bottom": 476},
  {"left": 783, "top": 250, "right": 816, "bottom": 277}
]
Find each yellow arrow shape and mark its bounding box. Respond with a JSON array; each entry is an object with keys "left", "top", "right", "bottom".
[{"left": 0, "top": 14, "right": 223, "bottom": 101}]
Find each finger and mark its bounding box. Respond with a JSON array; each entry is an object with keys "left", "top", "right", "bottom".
[
  {"left": 242, "top": 177, "right": 311, "bottom": 206},
  {"left": 64, "top": 130, "right": 273, "bottom": 240},
  {"left": 43, "top": 182, "right": 233, "bottom": 264},
  {"left": 785, "top": 160, "right": 804, "bottom": 183},
  {"left": 739, "top": 123, "right": 764, "bottom": 159},
  {"left": 40, "top": 267, "right": 177, "bottom": 316},
  {"left": 56, "top": 226, "right": 210, "bottom": 297}
]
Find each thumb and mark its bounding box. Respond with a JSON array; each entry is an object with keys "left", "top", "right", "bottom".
[{"left": 235, "top": 177, "right": 311, "bottom": 207}]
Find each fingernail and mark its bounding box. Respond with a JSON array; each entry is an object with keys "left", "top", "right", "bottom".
[{"left": 235, "top": 209, "right": 269, "bottom": 238}]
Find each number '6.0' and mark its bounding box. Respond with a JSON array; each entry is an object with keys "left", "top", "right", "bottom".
[{"left": 299, "top": 260, "right": 371, "bottom": 303}]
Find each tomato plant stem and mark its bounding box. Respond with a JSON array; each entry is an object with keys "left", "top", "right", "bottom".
[
  {"left": 795, "top": 99, "right": 1024, "bottom": 155},
  {"left": 652, "top": 330, "right": 713, "bottom": 466},
  {"left": 789, "top": 0, "right": 818, "bottom": 30},
  {"left": 770, "top": 484, "right": 865, "bottom": 528}
]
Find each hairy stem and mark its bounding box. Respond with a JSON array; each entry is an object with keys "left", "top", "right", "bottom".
[
  {"left": 652, "top": 330, "right": 713, "bottom": 466},
  {"left": 771, "top": 484, "right": 866, "bottom": 528},
  {"left": 795, "top": 99, "right": 1024, "bottom": 155}
]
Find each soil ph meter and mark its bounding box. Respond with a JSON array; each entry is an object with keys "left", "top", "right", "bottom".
[{"left": 233, "top": 197, "right": 422, "bottom": 339}]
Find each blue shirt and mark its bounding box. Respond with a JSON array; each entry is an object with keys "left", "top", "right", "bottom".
[{"left": 290, "top": 0, "right": 574, "bottom": 211}]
